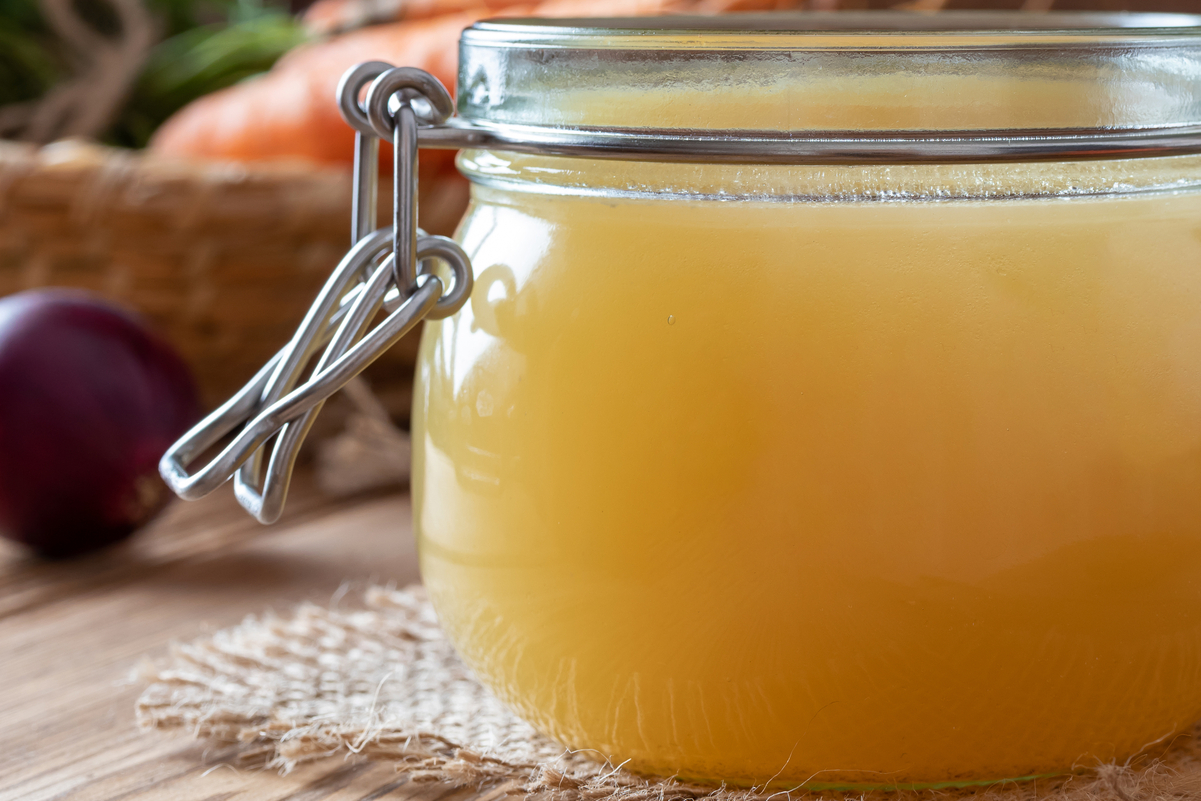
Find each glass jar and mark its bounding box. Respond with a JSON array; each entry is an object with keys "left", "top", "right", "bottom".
[{"left": 412, "top": 13, "right": 1201, "bottom": 790}]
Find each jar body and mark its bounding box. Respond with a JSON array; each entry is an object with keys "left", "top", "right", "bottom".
[{"left": 413, "top": 154, "right": 1201, "bottom": 788}]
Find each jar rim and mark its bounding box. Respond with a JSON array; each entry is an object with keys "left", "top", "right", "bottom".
[
  {"left": 466, "top": 11, "right": 1201, "bottom": 41},
  {"left": 442, "top": 11, "right": 1201, "bottom": 164}
]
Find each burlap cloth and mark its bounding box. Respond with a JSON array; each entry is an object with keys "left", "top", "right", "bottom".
[{"left": 136, "top": 585, "right": 1201, "bottom": 801}]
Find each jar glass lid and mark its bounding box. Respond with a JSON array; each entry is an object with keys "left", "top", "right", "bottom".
[{"left": 438, "top": 13, "right": 1201, "bottom": 163}]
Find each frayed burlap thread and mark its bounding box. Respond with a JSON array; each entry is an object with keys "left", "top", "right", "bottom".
[{"left": 136, "top": 585, "right": 1201, "bottom": 801}]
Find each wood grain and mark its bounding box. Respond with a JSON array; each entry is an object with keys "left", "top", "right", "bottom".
[{"left": 0, "top": 475, "right": 441, "bottom": 801}]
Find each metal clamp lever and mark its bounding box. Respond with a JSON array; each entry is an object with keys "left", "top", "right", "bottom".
[
  {"left": 159, "top": 63, "right": 473, "bottom": 521},
  {"left": 232, "top": 61, "right": 390, "bottom": 523}
]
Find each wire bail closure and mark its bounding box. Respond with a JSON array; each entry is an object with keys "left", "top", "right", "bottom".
[{"left": 159, "top": 63, "right": 472, "bottom": 523}]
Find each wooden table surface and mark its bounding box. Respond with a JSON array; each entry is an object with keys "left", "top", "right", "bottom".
[{"left": 0, "top": 472, "right": 478, "bottom": 801}]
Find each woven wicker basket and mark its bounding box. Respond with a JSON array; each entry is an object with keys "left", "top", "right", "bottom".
[{"left": 0, "top": 139, "right": 467, "bottom": 413}]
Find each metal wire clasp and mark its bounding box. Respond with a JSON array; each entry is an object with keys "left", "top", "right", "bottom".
[{"left": 159, "top": 63, "right": 472, "bottom": 523}]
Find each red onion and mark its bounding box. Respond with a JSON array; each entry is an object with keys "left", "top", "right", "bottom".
[{"left": 0, "top": 291, "right": 200, "bottom": 558}]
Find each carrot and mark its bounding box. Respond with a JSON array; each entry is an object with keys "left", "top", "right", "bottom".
[
  {"left": 150, "top": 11, "right": 486, "bottom": 179},
  {"left": 150, "top": 0, "right": 795, "bottom": 170}
]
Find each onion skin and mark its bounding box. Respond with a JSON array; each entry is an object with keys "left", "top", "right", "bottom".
[{"left": 0, "top": 291, "right": 200, "bottom": 559}]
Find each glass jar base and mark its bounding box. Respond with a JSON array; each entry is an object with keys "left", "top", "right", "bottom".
[{"left": 656, "top": 769, "right": 1057, "bottom": 793}]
